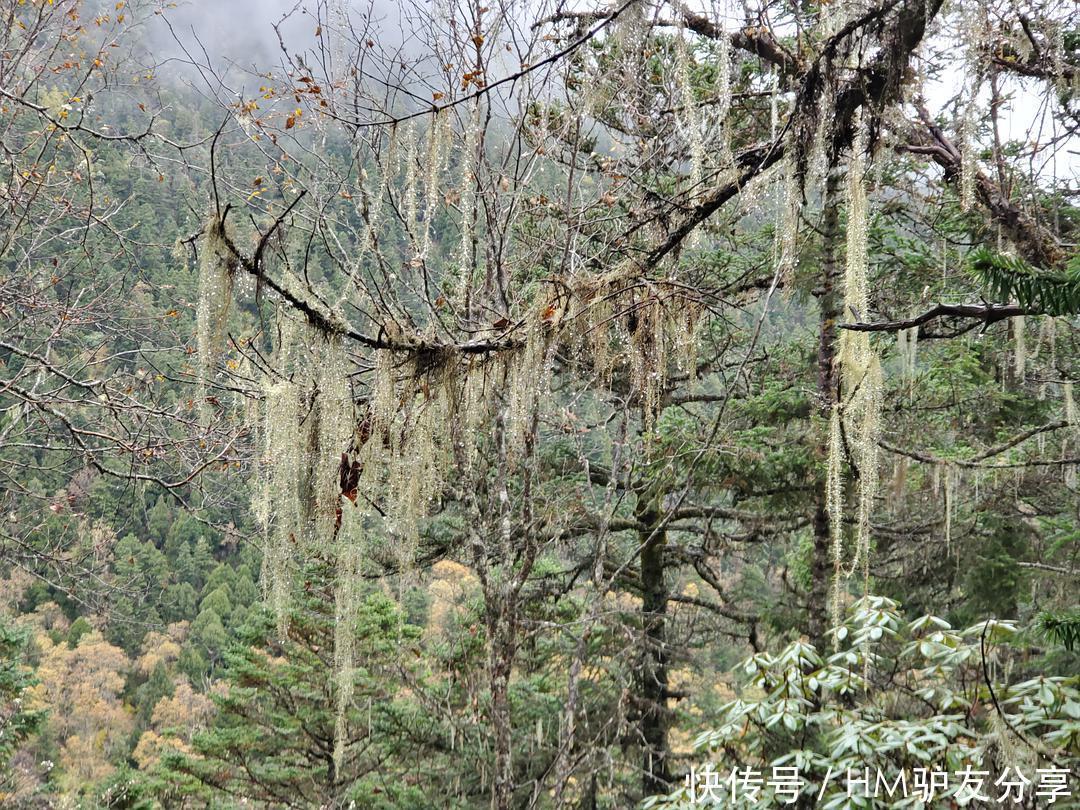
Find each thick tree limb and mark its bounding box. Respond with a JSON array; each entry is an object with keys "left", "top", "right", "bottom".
[
  {"left": 838, "top": 302, "right": 1030, "bottom": 333},
  {"left": 1018, "top": 561, "right": 1080, "bottom": 576},
  {"left": 210, "top": 203, "right": 523, "bottom": 356},
  {"left": 646, "top": 0, "right": 944, "bottom": 268},
  {"left": 990, "top": 14, "right": 1078, "bottom": 84},
  {"left": 537, "top": 5, "right": 800, "bottom": 74},
  {"left": 880, "top": 420, "right": 1070, "bottom": 468},
  {"left": 902, "top": 104, "right": 1067, "bottom": 269}
]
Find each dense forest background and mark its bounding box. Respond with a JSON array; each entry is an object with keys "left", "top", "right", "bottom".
[{"left": 0, "top": 0, "right": 1078, "bottom": 807}]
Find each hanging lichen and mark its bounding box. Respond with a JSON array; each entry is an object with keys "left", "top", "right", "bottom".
[
  {"left": 769, "top": 68, "right": 779, "bottom": 141},
  {"left": 342, "top": 158, "right": 386, "bottom": 312},
  {"left": 959, "top": 103, "right": 978, "bottom": 211},
  {"left": 196, "top": 216, "right": 235, "bottom": 411},
  {"left": 251, "top": 408, "right": 273, "bottom": 585},
  {"left": 626, "top": 294, "right": 670, "bottom": 430},
  {"left": 829, "top": 109, "right": 884, "bottom": 616},
  {"left": 1048, "top": 315, "right": 1059, "bottom": 369},
  {"left": 402, "top": 120, "right": 420, "bottom": 236},
  {"left": 959, "top": 2, "right": 986, "bottom": 212},
  {"left": 896, "top": 325, "right": 918, "bottom": 399},
  {"left": 674, "top": 25, "right": 705, "bottom": 218},
  {"left": 839, "top": 113, "right": 870, "bottom": 378},
  {"left": 419, "top": 110, "right": 450, "bottom": 261},
  {"left": 238, "top": 352, "right": 263, "bottom": 439},
  {"left": 559, "top": 273, "right": 703, "bottom": 430},
  {"left": 611, "top": 0, "right": 646, "bottom": 119},
  {"left": 826, "top": 404, "right": 846, "bottom": 630},
  {"left": 806, "top": 81, "right": 835, "bottom": 198},
  {"left": 507, "top": 322, "right": 554, "bottom": 464},
  {"left": 386, "top": 393, "right": 445, "bottom": 560},
  {"left": 456, "top": 102, "right": 482, "bottom": 308},
  {"left": 313, "top": 333, "right": 352, "bottom": 550},
  {"left": 939, "top": 462, "right": 964, "bottom": 556},
  {"left": 713, "top": 28, "right": 732, "bottom": 165},
  {"left": 371, "top": 349, "right": 397, "bottom": 433},
  {"left": 348, "top": 349, "right": 462, "bottom": 567},
  {"left": 776, "top": 151, "right": 799, "bottom": 284},
  {"left": 944, "top": 462, "right": 954, "bottom": 551},
  {"left": 457, "top": 362, "right": 493, "bottom": 471},
  {"left": 672, "top": 300, "right": 703, "bottom": 381},
  {"left": 852, "top": 356, "right": 882, "bottom": 577},
  {"left": 332, "top": 505, "right": 364, "bottom": 777},
  {"left": 577, "top": 287, "right": 615, "bottom": 385},
  {"left": 890, "top": 455, "right": 909, "bottom": 507},
  {"left": 1013, "top": 314, "right": 1026, "bottom": 381},
  {"left": 817, "top": 0, "right": 851, "bottom": 38},
  {"left": 262, "top": 376, "right": 301, "bottom": 637}
]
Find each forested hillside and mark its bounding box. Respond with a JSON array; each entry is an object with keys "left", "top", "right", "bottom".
[{"left": 0, "top": 0, "right": 1077, "bottom": 807}]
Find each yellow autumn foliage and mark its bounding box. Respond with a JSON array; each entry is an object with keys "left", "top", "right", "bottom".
[
  {"left": 132, "top": 679, "right": 215, "bottom": 770},
  {"left": 426, "top": 560, "right": 479, "bottom": 637},
  {"left": 135, "top": 622, "right": 188, "bottom": 675},
  {"left": 27, "top": 630, "right": 132, "bottom": 794}
]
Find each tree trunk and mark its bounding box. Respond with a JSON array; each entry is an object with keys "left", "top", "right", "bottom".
[
  {"left": 489, "top": 598, "right": 517, "bottom": 810},
  {"left": 638, "top": 488, "right": 670, "bottom": 797},
  {"left": 809, "top": 172, "right": 842, "bottom": 646},
  {"left": 485, "top": 408, "right": 527, "bottom": 810}
]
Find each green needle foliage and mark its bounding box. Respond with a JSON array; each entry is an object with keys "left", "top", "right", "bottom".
[
  {"left": 1039, "top": 609, "right": 1080, "bottom": 652},
  {"left": 969, "top": 248, "right": 1080, "bottom": 316},
  {"left": 151, "top": 562, "right": 425, "bottom": 809}
]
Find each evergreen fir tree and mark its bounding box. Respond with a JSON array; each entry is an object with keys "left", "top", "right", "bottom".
[{"left": 154, "top": 561, "right": 426, "bottom": 808}]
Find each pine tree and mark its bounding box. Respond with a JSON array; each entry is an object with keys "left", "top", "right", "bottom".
[
  {"left": 190, "top": 608, "right": 227, "bottom": 668},
  {"left": 162, "top": 583, "right": 197, "bottom": 624},
  {"left": 146, "top": 497, "right": 173, "bottom": 548},
  {"left": 154, "top": 561, "right": 426, "bottom": 808}
]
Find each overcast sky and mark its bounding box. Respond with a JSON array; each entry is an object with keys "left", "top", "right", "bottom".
[{"left": 151, "top": 0, "right": 1075, "bottom": 181}]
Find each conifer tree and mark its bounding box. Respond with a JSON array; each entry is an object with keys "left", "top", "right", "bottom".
[{"left": 155, "top": 561, "right": 425, "bottom": 808}]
